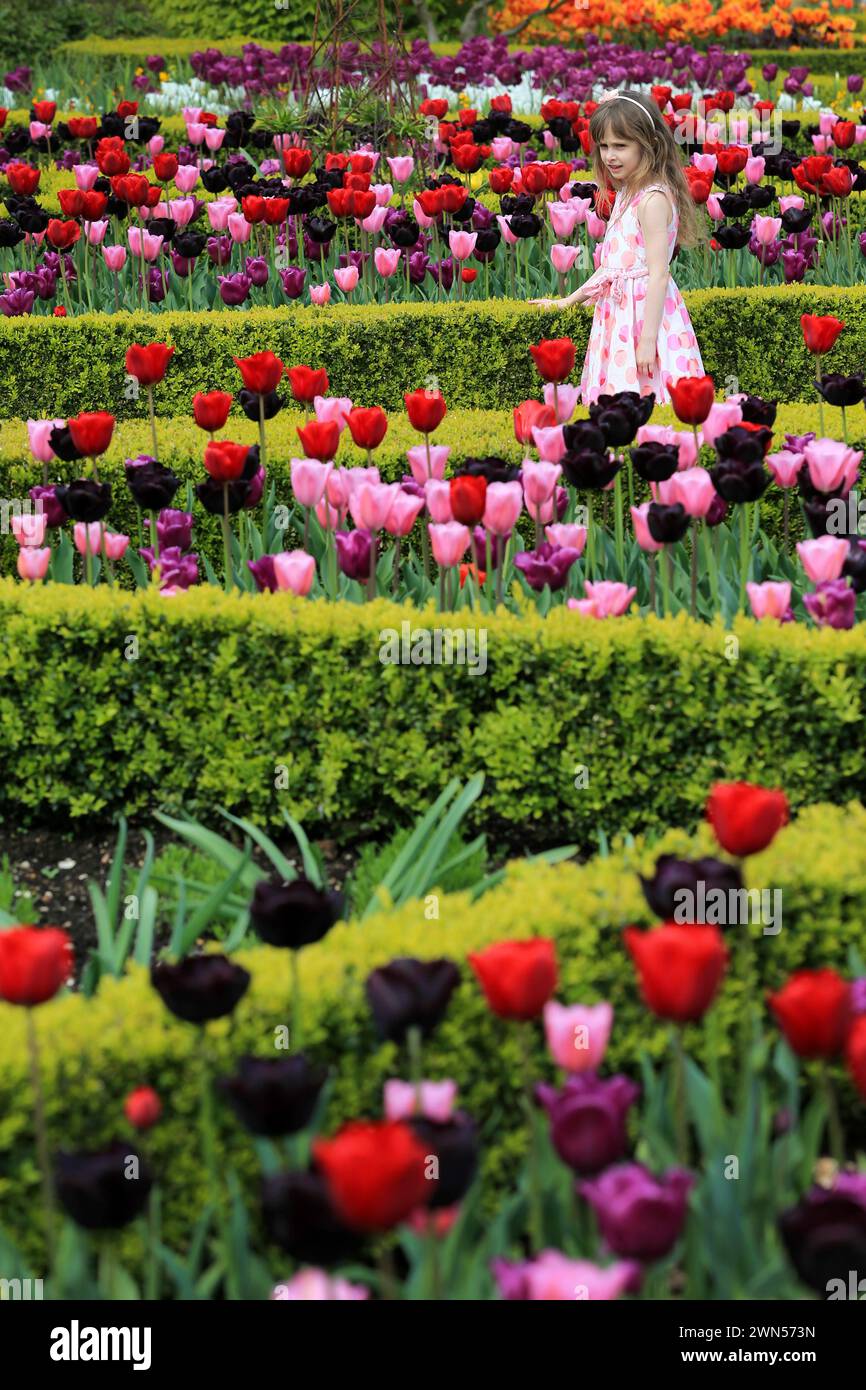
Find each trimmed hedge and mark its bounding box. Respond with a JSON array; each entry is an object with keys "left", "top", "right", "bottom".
[
  {"left": 3, "top": 289, "right": 866, "bottom": 421},
  {"left": 2, "top": 802, "right": 864, "bottom": 1272},
  {"left": 1, "top": 583, "right": 866, "bottom": 836}
]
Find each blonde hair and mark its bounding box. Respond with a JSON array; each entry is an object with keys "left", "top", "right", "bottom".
[{"left": 588, "top": 92, "right": 704, "bottom": 250}]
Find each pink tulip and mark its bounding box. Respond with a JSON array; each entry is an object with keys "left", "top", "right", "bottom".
[
  {"left": 227, "top": 213, "right": 251, "bottom": 243},
  {"left": 361, "top": 206, "right": 388, "bottom": 234},
  {"left": 30, "top": 122, "right": 48, "bottom": 141},
  {"left": 182, "top": 107, "right": 202, "bottom": 123},
  {"left": 27, "top": 418, "right": 64, "bottom": 464},
  {"left": 310, "top": 283, "right": 331, "bottom": 305},
  {"left": 349, "top": 481, "right": 397, "bottom": 531},
  {"left": 542, "top": 382, "right": 580, "bottom": 423},
  {"left": 343, "top": 466, "right": 380, "bottom": 495},
  {"left": 407, "top": 443, "right": 450, "bottom": 484},
  {"left": 84, "top": 219, "right": 108, "bottom": 246},
  {"left": 496, "top": 214, "right": 519, "bottom": 245},
  {"left": 543, "top": 1000, "right": 613, "bottom": 1072},
  {"left": 636, "top": 423, "right": 675, "bottom": 448},
  {"left": 531, "top": 425, "right": 566, "bottom": 463},
  {"left": 551, "top": 243, "right": 580, "bottom": 274},
  {"left": 73, "top": 163, "right": 100, "bottom": 191},
  {"left": 706, "top": 194, "right": 724, "bottom": 221},
  {"left": 747, "top": 581, "right": 791, "bottom": 621},
  {"left": 73, "top": 522, "right": 103, "bottom": 555},
  {"left": 371, "top": 183, "right": 393, "bottom": 207},
  {"left": 315, "top": 498, "right": 345, "bottom": 529},
  {"left": 558, "top": 183, "right": 572, "bottom": 200},
  {"left": 700, "top": 400, "right": 743, "bottom": 447},
  {"left": 692, "top": 153, "right": 717, "bottom": 176},
  {"left": 545, "top": 523, "right": 587, "bottom": 555},
  {"left": 803, "top": 438, "right": 862, "bottom": 495},
  {"left": 273, "top": 550, "right": 316, "bottom": 596},
  {"left": 745, "top": 156, "right": 765, "bottom": 184},
  {"left": 412, "top": 198, "right": 435, "bottom": 229},
  {"left": 494, "top": 1251, "right": 639, "bottom": 1302},
  {"left": 429, "top": 521, "right": 470, "bottom": 568},
  {"left": 148, "top": 135, "right": 165, "bottom": 157},
  {"left": 291, "top": 458, "right": 333, "bottom": 507},
  {"left": 424, "top": 478, "right": 453, "bottom": 523},
  {"left": 127, "top": 228, "right": 163, "bottom": 261},
  {"left": 204, "top": 127, "right": 226, "bottom": 152},
  {"left": 659, "top": 467, "right": 716, "bottom": 517},
  {"left": 568, "top": 196, "right": 593, "bottom": 224},
  {"left": 779, "top": 195, "right": 805, "bottom": 213},
  {"left": 103, "top": 532, "right": 130, "bottom": 561},
  {"left": 729, "top": 119, "right": 750, "bottom": 143},
  {"left": 11, "top": 511, "right": 47, "bottom": 546},
  {"left": 334, "top": 266, "right": 360, "bottom": 293},
  {"left": 448, "top": 229, "right": 477, "bottom": 260},
  {"left": 522, "top": 459, "right": 562, "bottom": 507},
  {"left": 168, "top": 197, "right": 196, "bottom": 228},
  {"left": 568, "top": 580, "right": 637, "bottom": 618},
  {"left": 186, "top": 122, "right": 206, "bottom": 145},
  {"left": 207, "top": 199, "right": 233, "bottom": 231},
  {"left": 856, "top": 126, "right": 866, "bottom": 145},
  {"left": 767, "top": 451, "right": 804, "bottom": 488},
  {"left": 385, "top": 490, "right": 426, "bottom": 536},
  {"left": 631, "top": 502, "right": 664, "bottom": 553},
  {"left": 549, "top": 203, "right": 580, "bottom": 238},
  {"left": 17, "top": 547, "right": 50, "bottom": 581},
  {"left": 174, "top": 164, "right": 199, "bottom": 193},
  {"left": 314, "top": 396, "right": 353, "bottom": 430},
  {"left": 586, "top": 212, "right": 607, "bottom": 239},
  {"left": 811, "top": 134, "right": 831, "bottom": 154},
  {"left": 753, "top": 215, "right": 781, "bottom": 245},
  {"left": 271, "top": 1269, "right": 369, "bottom": 1301},
  {"left": 819, "top": 112, "right": 837, "bottom": 136},
  {"left": 386, "top": 155, "right": 414, "bottom": 183},
  {"left": 384, "top": 1079, "right": 457, "bottom": 1123},
  {"left": 102, "top": 245, "right": 127, "bottom": 272},
  {"left": 796, "top": 536, "right": 849, "bottom": 584},
  {"left": 373, "top": 247, "right": 401, "bottom": 276},
  {"left": 491, "top": 136, "right": 514, "bottom": 161},
  {"left": 483, "top": 481, "right": 523, "bottom": 535}
]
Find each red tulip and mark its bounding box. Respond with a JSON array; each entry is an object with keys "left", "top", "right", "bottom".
[
  {"left": 124, "top": 1086, "right": 162, "bottom": 1131},
  {"left": 241, "top": 195, "right": 266, "bottom": 224},
  {"left": 625, "top": 924, "right": 727, "bottom": 1023},
  {"left": 513, "top": 399, "right": 556, "bottom": 443},
  {"left": 313, "top": 1120, "right": 432, "bottom": 1231},
  {"left": 297, "top": 420, "right": 340, "bottom": 461},
  {"left": 203, "top": 440, "right": 249, "bottom": 481},
  {"left": 440, "top": 183, "right": 468, "bottom": 214},
  {"left": 529, "top": 337, "right": 576, "bottom": 384},
  {"left": 346, "top": 406, "right": 388, "bottom": 452},
  {"left": 489, "top": 166, "right": 514, "bottom": 194},
  {"left": 282, "top": 147, "right": 312, "bottom": 178},
  {"left": 193, "top": 390, "right": 233, "bottom": 432},
  {"left": 821, "top": 165, "right": 853, "bottom": 199},
  {"left": 667, "top": 374, "right": 715, "bottom": 425},
  {"left": 706, "top": 781, "right": 789, "bottom": 857},
  {"left": 117, "top": 100, "right": 139, "bottom": 119},
  {"left": 792, "top": 155, "right": 833, "bottom": 195},
  {"left": 54, "top": 306, "right": 67, "bottom": 318},
  {"left": 287, "top": 365, "right": 329, "bottom": 403},
  {"left": 57, "top": 188, "right": 84, "bottom": 217},
  {"left": 419, "top": 98, "right": 449, "bottom": 119},
  {"left": 491, "top": 94, "right": 512, "bottom": 113},
  {"left": 344, "top": 171, "right": 372, "bottom": 192},
  {"left": 46, "top": 219, "right": 80, "bottom": 250},
  {"left": 95, "top": 137, "right": 129, "bottom": 177},
  {"left": 125, "top": 342, "right": 175, "bottom": 387},
  {"left": 461, "top": 267, "right": 477, "bottom": 283},
  {"left": 32, "top": 100, "right": 56, "bottom": 124},
  {"left": 233, "top": 352, "right": 284, "bottom": 396},
  {"left": 767, "top": 969, "right": 851, "bottom": 1059},
  {"left": 81, "top": 191, "right": 107, "bottom": 221},
  {"left": 68, "top": 411, "right": 115, "bottom": 457},
  {"left": 801, "top": 313, "right": 844, "bottom": 356},
  {"left": 416, "top": 188, "right": 446, "bottom": 219},
  {"left": 262, "top": 198, "right": 290, "bottom": 225},
  {"left": 0, "top": 926, "right": 71, "bottom": 1005},
  {"left": 110, "top": 173, "right": 151, "bottom": 207},
  {"left": 152, "top": 152, "right": 179, "bottom": 182},
  {"left": 468, "top": 938, "right": 558, "bottom": 1020},
  {"left": 68, "top": 116, "right": 98, "bottom": 140},
  {"left": 326, "top": 187, "right": 353, "bottom": 218},
  {"left": 450, "top": 475, "right": 487, "bottom": 526},
  {"left": 833, "top": 121, "right": 856, "bottom": 151},
  {"left": 715, "top": 146, "right": 749, "bottom": 177},
  {"left": 404, "top": 389, "right": 447, "bottom": 434},
  {"left": 846, "top": 1015, "right": 866, "bottom": 1099},
  {"left": 522, "top": 163, "right": 549, "bottom": 196}
]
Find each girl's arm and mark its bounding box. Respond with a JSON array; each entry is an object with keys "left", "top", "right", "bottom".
[
  {"left": 635, "top": 192, "right": 671, "bottom": 375},
  {"left": 529, "top": 285, "right": 589, "bottom": 310}
]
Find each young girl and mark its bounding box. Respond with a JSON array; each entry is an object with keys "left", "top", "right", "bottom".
[{"left": 531, "top": 89, "right": 705, "bottom": 405}]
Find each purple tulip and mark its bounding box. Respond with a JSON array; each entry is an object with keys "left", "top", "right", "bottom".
[
  {"left": 536, "top": 1074, "right": 640, "bottom": 1175},
  {"left": 429, "top": 257, "right": 455, "bottom": 291},
  {"left": 29, "top": 485, "right": 65, "bottom": 528},
  {"left": 471, "top": 525, "right": 506, "bottom": 569},
  {"left": 335, "top": 528, "right": 373, "bottom": 581},
  {"left": 580, "top": 1163, "right": 695, "bottom": 1261},
  {"left": 249, "top": 554, "right": 278, "bottom": 592},
  {"left": 146, "top": 268, "right": 169, "bottom": 303},
  {"left": 514, "top": 541, "right": 580, "bottom": 592},
  {"left": 160, "top": 549, "right": 199, "bottom": 590},
  {"left": 0, "top": 287, "right": 34, "bottom": 316},
  {"left": 784, "top": 432, "right": 815, "bottom": 454},
  {"left": 170, "top": 250, "right": 193, "bottom": 277},
  {"left": 762, "top": 64, "right": 778, "bottom": 81},
  {"left": 146, "top": 509, "right": 193, "bottom": 552},
  {"left": 848, "top": 74, "right": 864, "bottom": 94},
  {"left": 803, "top": 579, "right": 856, "bottom": 629},
  {"left": 860, "top": 231, "right": 866, "bottom": 258},
  {"left": 243, "top": 466, "right": 266, "bottom": 509},
  {"left": 782, "top": 249, "right": 808, "bottom": 283},
  {"left": 279, "top": 265, "right": 306, "bottom": 299},
  {"left": 748, "top": 235, "right": 780, "bottom": 267},
  {"left": 850, "top": 978, "right": 866, "bottom": 1015},
  {"left": 218, "top": 272, "right": 251, "bottom": 306},
  {"left": 245, "top": 255, "right": 269, "bottom": 287},
  {"left": 705, "top": 493, "right": 728, "bottom": 527},
  {"left": 400, "top": 475, "right": 426, "bottom": 501},
  {"left": 207, "top": 235, "right": 232, "bottom": 266},
  {"left": 408, "top": 250, "right": 430, "bottom": 284},
  {"left": 337, "top": 250, "right": 368, "bottom": 272},
  {"left": 146, "top": 54, "right": 166, "bottom": 73}
]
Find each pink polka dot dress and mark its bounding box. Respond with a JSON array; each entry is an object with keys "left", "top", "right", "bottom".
[{"left": 579, "top": 182, "right": 703, "bottom": 406}]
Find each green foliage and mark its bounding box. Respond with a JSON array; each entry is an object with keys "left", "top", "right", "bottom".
[
  {"left": 1, "top": 802, "right": 864, "bottom": 1274},
  {"left": 347, "top": 825, "right": 488, "bottom": 916},
  {"left": 1, "top": 582, "right": 866, "bottom": 841},
  {"left": 0, "top": 0, "right": 154, "bottom": 67}
]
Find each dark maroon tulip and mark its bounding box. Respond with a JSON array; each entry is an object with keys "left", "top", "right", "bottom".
[
  {"left": 580, "top": 1163, "right": 694, "bottom": 1261},
  {"left": 536, "top": 1073, "right": 640, "bottom": 1175}
]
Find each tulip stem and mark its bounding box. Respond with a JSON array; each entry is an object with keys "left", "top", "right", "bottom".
[
  {"left": 258, "top": 393, "right": 268, "bottom": 492},
  {"left": 291, "top": 951, "right": 302, "bottom": 1053},
  {"left": 841, "top": 405, "right": 848, "bottom": 446},
  {"left": 150, "top": 511, "right": 160, "bottom": 566},
  {"left": 702, "top": 524, "right": 719, "bottom": 615},
  {"left": 147, "top": 385, "right": 159, "bottom": 461},
  {"left": 586, "top": 494, "right": 594, "bottom": 581},
  {"left": 367, "top": 534, "right": 378, "bottom": 601},
  {"left": 614, "top": 469, "right": 624, "bottom": 578},
  {"left": 782, "top": 492, "right": 790, "bottom": 552},
  {"left": 690, "top": 520, "right": 698, "bottom": 618},
  {"left": 100, "top": 522, "right": 114, "bottom": 588},
  {"left": 739, "top": 503, "right": 750, "bottom": 612},
  {"left": 518, "top": 1022, "right": 544, "bottom": 1253},
  {"left": 671, "top": 1026, "right": 689, "bottom": 1166},
  {"left": 659, "top": 547, "right": 671, "bottom": 617},
  {"left": 26, "top": 1008, "right": 56, "bottom": 1269},
  {"left": 821, "top": 1063, "right": 845, "bottom": 1166},
  {"left": 407, "top": 1025, "right": 423, "bottom": 1111},
  {"left": 222, "top": 484, "right": 233, "bottom": 592},
  {"left": 84, "top": 524, "right": 94, "bottom": 587},
  {"left": 648, "top": 552, "right": 656, "bottom": 614},
  {"left": 392, "top": 537, "right": 401, "bottom": 595}
]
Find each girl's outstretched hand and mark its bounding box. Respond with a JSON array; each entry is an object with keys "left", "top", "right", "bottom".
[{"left": 529, "top": 296, "right": 569, "bottom": 310}]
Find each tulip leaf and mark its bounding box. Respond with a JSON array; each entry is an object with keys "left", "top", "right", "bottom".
[
  {"left": 172, "top": 840, "right": 254, "bottom": 957},
  {"left": 125, "top": 548, "right": 149, "bottom": 589},
  {"left": 154, "top": 811, "right": 257, "bottom": 881},
  {"left": 281, "top": 811, "right": 324, "bottom": 888},
  {"left": 133, "top": 886, "right": 158, "bottom": 968},
  {"left": 218, "top": 808, "right": 297, "bottom": 882},
  {"left": 223, "top": 908, "right": 252, "bottom": 954}
]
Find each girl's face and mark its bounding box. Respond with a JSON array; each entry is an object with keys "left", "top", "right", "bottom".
[{"left": 597, "top": 129, "right": 642, "bottom": 184}]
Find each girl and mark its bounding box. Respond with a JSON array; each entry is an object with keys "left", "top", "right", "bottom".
[{"left": 530, "top": 89, "right": 705, "bottom": 405}]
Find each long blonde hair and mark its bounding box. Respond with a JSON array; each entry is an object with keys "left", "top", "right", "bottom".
[{"left": 588, "top": 92, "right": 704, "bottom": 250}]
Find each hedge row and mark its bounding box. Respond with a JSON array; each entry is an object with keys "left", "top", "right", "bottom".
[
  {"left": 2, "top": 802, "right": 864, "bottom": 1272},
  {"left": 0, "top": 399, "right": 851, "bottom": 574},
  {"left": 1, "top": 582, "right": 866, "bottom": 836},
  {"left": 3, "top": 289, "right": 866, "bottom": 421}
]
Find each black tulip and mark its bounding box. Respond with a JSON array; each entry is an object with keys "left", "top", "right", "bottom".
[
  {"left": 740, "top": 183, "right": 776, "bottom": 209},
  {"left": 219, "top": 1054, "right": 325, "bottom": 1137},
  {"left": 561, "top": 448, "right": 620, "bottom": 490},
  {"left": 125, "top": 460, "right": 180, "bottom": 511},
  {"left": 510, "top": 211, "right": 543, "bottom": 239},
  {"left": 151, "top": 953, "right": 250, "bottom": 1023},
  {"left": 195, "top": 446, "right": 259, "bottom": 513},
  {"left": 0, "top": 218, "right": 23, "bottom": 247},
  {"left": 842, "top": 540, "right": 866, "bottom": 593},
  {"left": 48, "top": 425, "right": 84, "bottom": 462},
  {"left": 200, "top": 166, "right": 229, "bottom": 193},
  {"left": 718, "top": 192, "right": 749, "bottom": 218},
  {"left": 249, "top": 876, "right": 342, "bottom": 950},
  {"left": 474, "top": 225, "right": 501, "bottom": 254},
  {"left": 55, "top": 1142, "right": 153, "bottom": 1230},
  {"left": 499, "top": 193, "right": 534, "bottom": 217},
  {"left": 390, "top": 215, "right": 420, "bottom": 248},
  {"left": 238, "top": 387, "right": 283, "bottom": 421},
  {"left": 505, "top": 119, "right": 533, "bottom": 143},
  {"left": 562, "top": 420, "right": 607, "bottom": 454},
  {"left": 460, "top": 455, "right": 521, "bottom": 484},
  {"left": 590, "top": 403, "right": 641, "bottom": 447},
  {"left": 781, "top": 120, "right": 801, "bottom": 139},
  {"left": 706, "top": 492, "right": 728, "bottom": 527},
  {"left": 804, "top": 497, "right": 832, "bottom": 537},
  {"left": 779, "top": 1189, "right": 866, "bottom": 1295},
  {"left": 630, "top": 441, "right": 680, "bottom": 482},
  {"left": 408, "top": 1113, "right": 479, "bottom": 1208},
  {"left": 306, "top": 215, "right": 337, "bottom": 245},
  {"left": 738, "top": 395, "right": 777, "bottom": 427},
  {"left": 608, "top": 389, "right": 655, "bottom": 426},
  {"left": 365, "top": 957, "right": 460, "bottom": 1043},
  {"left": 174, "top": 230, "right": 207, "bottom": 259},
  {"left": 781, "top": 207, "right": 812, "bottom": 234},
  {"left": 56, "top": 479, "right": 112, "bottom": 522},
  {"left": 547, "top": 116, "right": 573, "bottom": 140},
  {"left": 451, "top": 197, "right": 476, "bottom": 224},
  {"left": 17, "top": 206, "right": 49, "bottom": 234},
  {"left": 713, "top": 426, "right": 769, "bottom": 464},
  {"left": 715, "top": 223, "right": 751, "bottom": 250},
  {"left": 647, "top": 501, "right": 689, "bottom": 543},
  {"left": 710, "top": 457, "right": 769, "bottom": 504},
  {"left": 146, "top": 216, "right": 176, "bottom": 244},
  {"left": 226, "top": 161, "right": 256, "bottom": 191},
  {"left": 640, "top": 854, "right": 744, "bottom": 921},
  {"left": 4, "top": 127, "right": 30, "bottom": 156},
  {"left": 816, "top": 374, "right": 866, "bottom": 409},
  {"left": 262, "top": 1170, "right": 363, "bottom": 1264}
]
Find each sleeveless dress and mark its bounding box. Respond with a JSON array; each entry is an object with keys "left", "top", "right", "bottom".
[{"left": 578, "top": 182, "right": 704, "bottom": 406}]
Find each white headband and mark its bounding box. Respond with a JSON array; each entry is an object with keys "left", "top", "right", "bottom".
[{"left": 596, "top": 90, "right": 657, "bottom": 132}]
